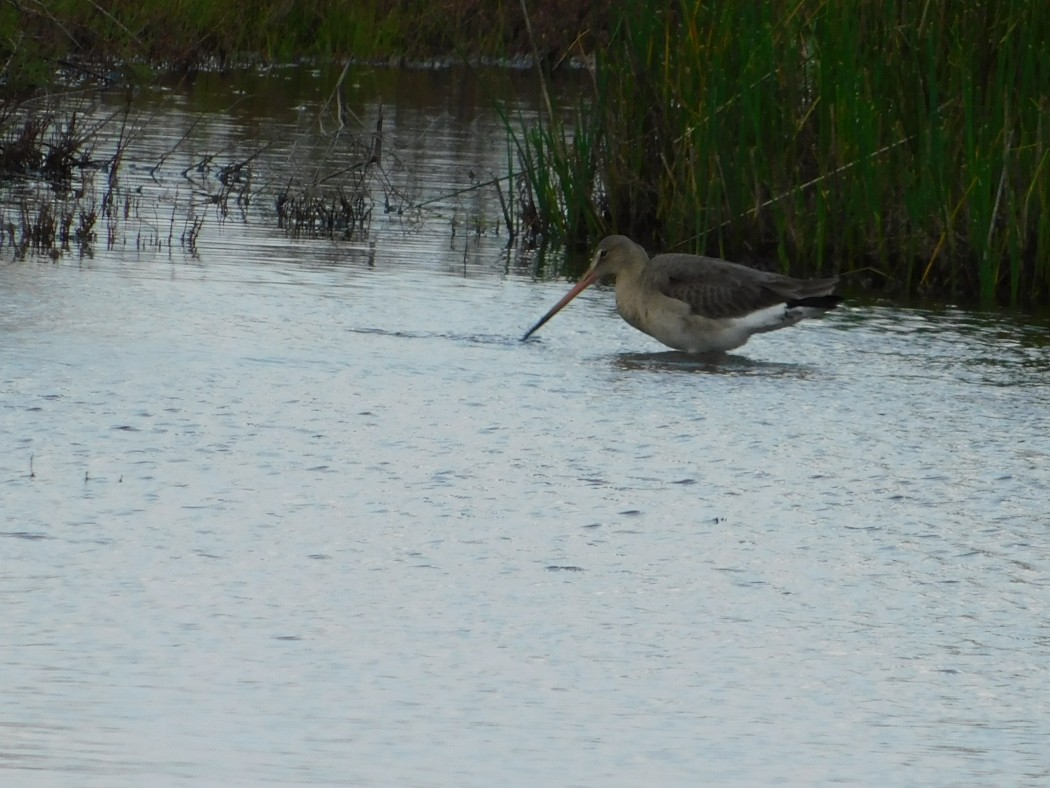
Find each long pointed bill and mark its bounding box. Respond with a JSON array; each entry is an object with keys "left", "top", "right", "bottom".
[{"left": 521, "top": 270, "right": 599, "bottom": 341}]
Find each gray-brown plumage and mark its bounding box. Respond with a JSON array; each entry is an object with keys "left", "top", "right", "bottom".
[{"left": 522, "top": 235, "right": 842, "bottom": 353}]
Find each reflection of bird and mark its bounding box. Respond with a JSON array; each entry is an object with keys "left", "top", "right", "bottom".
[{"left": 523, "top": 235, "right": 842, "bottom": 353}]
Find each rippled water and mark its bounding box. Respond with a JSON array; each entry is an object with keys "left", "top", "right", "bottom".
[{"left": 3, "top": 68, "right": 1050, "bottom": 787}]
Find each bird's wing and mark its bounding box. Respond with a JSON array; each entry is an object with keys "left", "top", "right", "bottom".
[{"left": 646, "top": 253, "right": 798, "bottom": 319}]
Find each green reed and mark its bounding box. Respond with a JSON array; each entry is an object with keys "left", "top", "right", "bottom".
[
  {"left": 508, "top": 103, "right": 603, "bottom": 250},
  {"left": 514, "top": 0, "right": 1050, "bottom": 305}
]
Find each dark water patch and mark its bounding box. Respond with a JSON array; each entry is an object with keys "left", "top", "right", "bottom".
[
  {"left": 614, "top": 350, "right": 822, "bottom": 377},
  {"left": 347, "top": 325, "right": 525, "bottom": 349}
]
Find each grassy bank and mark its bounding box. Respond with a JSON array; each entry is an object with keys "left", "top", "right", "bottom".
[{"left": 514, "top": 0, "right": 1050, "bottom": 305}]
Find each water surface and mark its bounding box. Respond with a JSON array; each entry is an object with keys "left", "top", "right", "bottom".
[{"left": 3, "top": 67, "right": 1050, "bottom": 787}]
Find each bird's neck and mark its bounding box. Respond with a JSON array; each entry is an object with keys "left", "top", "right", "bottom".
[{"left": 612, "top": 258, "right": 650, "bottom": 325}]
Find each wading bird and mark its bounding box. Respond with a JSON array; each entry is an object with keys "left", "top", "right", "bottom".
[{"left": 522, "top": 235, "right": 842, "bottom": 353}]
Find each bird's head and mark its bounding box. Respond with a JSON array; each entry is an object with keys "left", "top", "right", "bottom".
[{"left": 587, "top": 235, "right": 648, "bottom": 283}]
